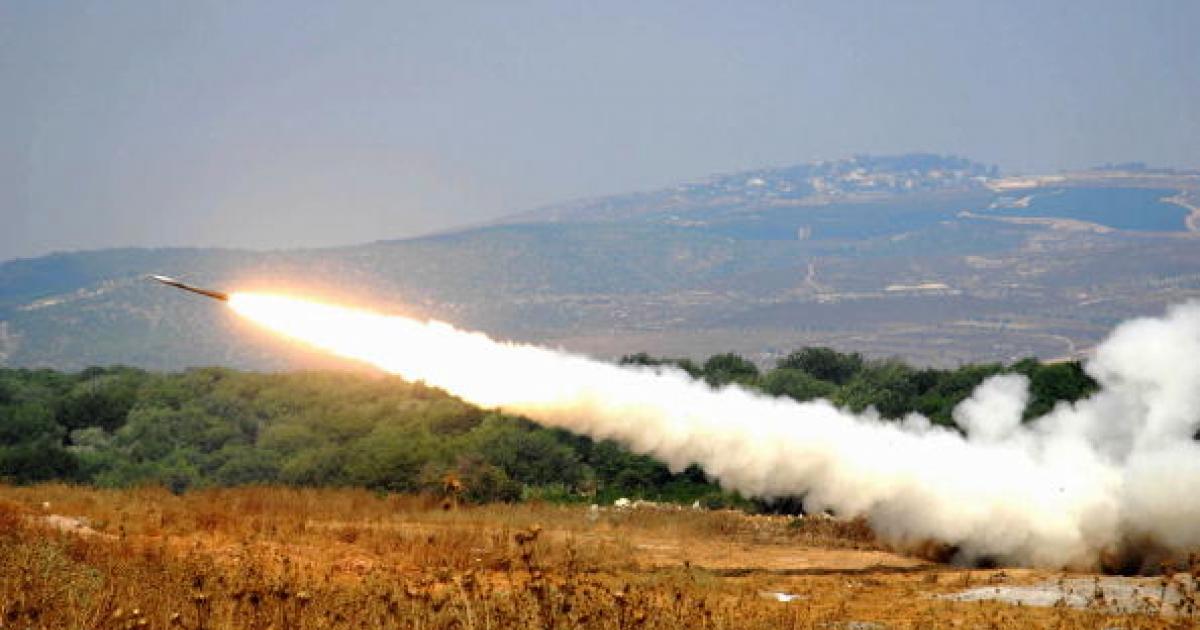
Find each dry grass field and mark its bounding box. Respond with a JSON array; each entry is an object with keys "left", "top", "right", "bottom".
[{"left": 1, "top": 484, "right": 1197, "bottom": 629}]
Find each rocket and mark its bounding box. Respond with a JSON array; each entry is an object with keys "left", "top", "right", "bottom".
[{"left": 148, "top": 275, "right": 229, "bottom": 302}]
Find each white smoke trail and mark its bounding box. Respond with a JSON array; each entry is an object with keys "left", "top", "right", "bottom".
[{"left": 229, "top": 294, "right": 1200, "bottom": 569}]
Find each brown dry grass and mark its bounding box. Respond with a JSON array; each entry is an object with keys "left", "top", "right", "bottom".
[{"left": 1, "top": 484, "right": 1196, "bottom": 629}]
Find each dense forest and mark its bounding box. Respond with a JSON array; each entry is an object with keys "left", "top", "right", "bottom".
[{"left": 0, "top": 348, "right": 1097, "bottom": 509}]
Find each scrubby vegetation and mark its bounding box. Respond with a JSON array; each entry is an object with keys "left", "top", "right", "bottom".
[
  {"left": 0, "top": 349, "right": 1097, "bottom": 507},
  {"left": 2, "top": 485, "right": 1195, "bottom": 629}
]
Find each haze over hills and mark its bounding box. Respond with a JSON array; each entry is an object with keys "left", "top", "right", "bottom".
[{"left": 2, "top": 153, "right": 1199, "bottom": 371}]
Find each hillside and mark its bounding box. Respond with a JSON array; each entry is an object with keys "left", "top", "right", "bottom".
[{"left": 2, "top": 154, "right": 1199, "bottom": 370}]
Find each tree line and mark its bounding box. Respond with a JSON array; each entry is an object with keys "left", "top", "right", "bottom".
[{"left": 0, "top": 348, "right": 1097, "bottom": 507}]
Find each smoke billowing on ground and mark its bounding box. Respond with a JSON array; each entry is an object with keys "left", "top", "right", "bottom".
[{"left": 230, "top": 295, "right": 1200, "bottom": 570}]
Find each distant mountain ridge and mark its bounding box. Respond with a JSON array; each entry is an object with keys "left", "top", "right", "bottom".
[
  {"left": 3, "top": 153, "right": 1198, "bottom": 371},
  {"left": 496, "top": 153, "right": 998, "bottom": 226}
]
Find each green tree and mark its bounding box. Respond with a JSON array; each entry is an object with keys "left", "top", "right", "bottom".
[
  {"left": 114, "top": 405, "right": 244, "bottom": 462},
  {"left": 761, "top": 368, "right": 837, "bottom": 402},
  {"left": 0, "top": 402, "right": 62, "bottom": 446},
  {"left": 911, "top": 364, "right": 1004, "bottom": 426},
  {"left": 1012, "top": 359, "right": 1097, "bottom": 419},
  {"left": 834, "top": 359, "right": 918, "bottom": 418},
  {"left": 620, "top": 353, "right": 704, "bottom": 378},
  {"left": 470, "top": 417, "right": 585, "bottom": 487},
  {"left": 702, "top": 353, "right": 760, "bottom": 387},
  {"left": 279, "top": 446, "right": 349, "bottom": 486},
  {"left": 344, "top": 427, "right": 444, "bottom": 492},
  {"left": 450, "top": 454, "right": 523, "bottom": 503},
  {"left": 776, "top": 347, "right": 864, "bottom": 385},
  {"left": 212, "top": 444, "right": 283, "bottom": 486},
  {"left": 56, "top": 367, "right": 146, "bottom": 432},
  {"left": 0, "top": 440, "right": 79, "bottom": 483}
]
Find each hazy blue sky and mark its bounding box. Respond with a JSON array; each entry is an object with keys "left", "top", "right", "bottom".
[{"left": 2, "top": 1, "right": 1197, "bottom": 261}]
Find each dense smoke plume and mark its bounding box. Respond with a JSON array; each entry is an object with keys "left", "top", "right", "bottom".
[{"left": 230, "top": 294, "right": 1200, "bottom": 569}]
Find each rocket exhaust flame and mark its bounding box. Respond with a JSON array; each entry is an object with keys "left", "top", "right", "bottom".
[{"left": 228, "top": 292, "right": 1200, "bottom": 569}]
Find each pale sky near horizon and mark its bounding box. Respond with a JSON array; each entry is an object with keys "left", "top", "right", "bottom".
[{"left": 2, "top": 1, "right": 1198, "bottom": 261}]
